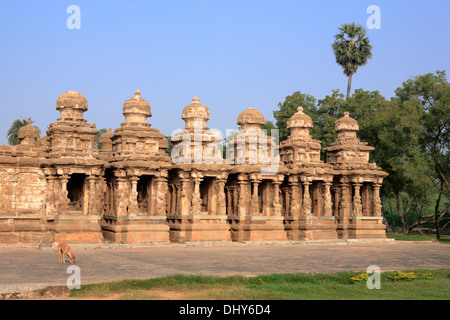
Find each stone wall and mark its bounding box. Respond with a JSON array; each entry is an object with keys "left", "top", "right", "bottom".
[{"left": 0, "top": 91, "right": 389, "bottom": 245}]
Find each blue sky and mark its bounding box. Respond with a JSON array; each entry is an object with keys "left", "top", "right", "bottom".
[{"left": 0, "top": 0, "right": 449, "bottom": 144}]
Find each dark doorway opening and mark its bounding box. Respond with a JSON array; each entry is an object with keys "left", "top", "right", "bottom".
[{"left": 67, "top": 174, "right": 85, "bottom": 212}]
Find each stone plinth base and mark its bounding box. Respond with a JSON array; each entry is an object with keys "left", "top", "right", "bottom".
[
  {"left": 229, "top": 215, "right": 287, "bottom": 242},
  {"left": 284, "top": 217, "right": 300, "bottom": 240},
  {"left": 284, "top": 216, "right": 338, "bottom": 241},
  {"left": 54, "top": 214, "right": 103, "bottom": 244},
  {"left": 0, "top": 216, "right": 47, "bottom": 244},
  {"left": 102, "top": 215, "right": 169, "bottom": 244},
  {"left": 297, "top": 216, "right": 338, "bottom": 241},
  {"left": 337, "top": 216, "right": 386, "bottom": 239},
  {"left": 167, "top": 215, "right": 231, "bottom": 242}
]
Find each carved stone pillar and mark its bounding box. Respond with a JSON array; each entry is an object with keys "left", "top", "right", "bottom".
[
  {"left": 216, "top": 179, "right": 227, "bottom": 216},
  {"left": 87, "top": 176, "right": 97, "bottom": 215},
  {"left": 323, "top": 182, "right": 333, "bottom": 216},
  {"left": 155, "top": 176, "right": 168, "bottom": 216},
  {"left": 302, "top": 181, "right": 312, "bottom": 216},
  {"left": 129, "top": 176, "right": 139, "bottom": 216},
  {"left": 60, "top": 174, "right": 70, "bottom": 212},
  {"left": 372, "top": 183, "right": 382, "bottom": 217},
  {"left": 237, "top": 175, "right": 250, "bottom": 217},
  {"left": 339, "top": 182, "right": 350, "bottom": 217},
  {"left": 180, "top": 177, "right": 191, "bottom": 216},
  {"left": 115, "top": 175, "right": 129, "bottom": 217},
  {"left": 251, "top": 180, "right": 260, "bottom": 215},
  {"left": 333, "top": 186, "right": 340, "bottom": 216},
  {"left": 353, "top": 183, "right": 362, "bottom": 217},
  {"left": 191, "top": 178, "right": 202, "bottom": 215},
  {"left": 288, "top": 176, "right": 300, "bottom": 217},
  {"left": 272, "top": 181, "right": 282, "bottom": 216},
  {"left": 45, "top": 175, "right": 59, "bottom": 217}
]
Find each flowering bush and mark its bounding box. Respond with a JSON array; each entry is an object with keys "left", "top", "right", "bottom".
[
  {"left": 390, "top": 271, "right": 437, "bottom": 281},
  {"left": 390, "top": 271, "right": 417, "bottom": 282},
  {"left": 350, "top": 272, "right": 370, "bottom": 284}
]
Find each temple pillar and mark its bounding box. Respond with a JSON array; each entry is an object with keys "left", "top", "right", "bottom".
[
  {"left": 230, "top": 173, "right": 285, "bottom": 242},
  {"left": 372, "top": 183, "right": 382, "bottom": 217},
  {"left": 352, "top": 182, "right": 362, "bottom": 217},
  {"left": 333, "top": 185, "right": 340, "bottom": 217},
  {"left": 272, "top": 180, "right": 282, "bottom": 217},
  {"left": 323, "top": 181, "right": 333, "bottom": 217},
  {"left": 216, "top": 178, "right": 227, "bottom": 216},
  {"left": 284, "top": 175, "right": 300, "bottom": 240},
  {"left": 180, "top": 177, "right": 191, "bottom": 216},
  {"left": 128, "top": 176, "right": 139, "bottom": 216},
  {"left": 302, "top": 181, "right": 312, "bottom": 216},
  {"left": 191, "top": 176, "right": 202, "bottom": 215},
  {"left": 251, "top": 180, "right": 260, "bottom": 215},
  {"left": 155, "top": 175, "right": 168, "bottom": 216},
  {"left": 297, "top": 178, "right": 337, "bottom": 241},
  {"left": 341, "top": 179, "right": 386, "bottom": 240},
  {"left": 237, "top": 174, "right": 250, "bottom": 217},
  {"left": 289, "top": 176, "right": 301, "bottom": 217},
  {"left": 87, "top": 176, "right": 97, "bottom": 215},
  {"left": 116, "top": 176, "right": 129, "bottom": 217},
  {"left": 44, "top": 175, "right": 59, "bottom": 219},
  {"left": 60, "top": 174, "right": 70, "bottom": 213}
]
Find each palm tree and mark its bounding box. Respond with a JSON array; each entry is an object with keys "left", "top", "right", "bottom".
[
  {"left": 7, "top": 117, "right": 39, "bottom": 145},
  {"left": 332, "top": 23, "right": 373, "bottom": 99}
]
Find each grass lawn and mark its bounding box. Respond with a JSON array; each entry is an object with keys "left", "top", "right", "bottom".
[
  {"left": 387, "top": 233, "right": 450, "bottom": 244},
  {"left": 69, "top": 268, "right": 450, "bottom": 300}
]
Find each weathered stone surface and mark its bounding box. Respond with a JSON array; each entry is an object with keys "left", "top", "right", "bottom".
[{"left": 0, "top": 93, "right": 388, "bottom": 245}]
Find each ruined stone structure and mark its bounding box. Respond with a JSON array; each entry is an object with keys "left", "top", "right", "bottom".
[{"left": 0, "top": 91, "right": 388, "bottom": 245}]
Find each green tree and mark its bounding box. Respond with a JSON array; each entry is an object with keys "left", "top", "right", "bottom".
[
  {"left": 261, "top": 121, "right": 277, "bottom": 137},
  {"left": 95, "top": 128, "right": 107, "bottom": 149},
  {"left": 395, "top": 71, "right": 450, "bottom": 238},
  {"left": 165, "top": 136, "right": 174, "bottom": 156},
  {"left": 7, "top": 117, "right": 39, "bottom": 145},
  {"left": 332, "top": 23, "right": 373, "bottom": 99}
]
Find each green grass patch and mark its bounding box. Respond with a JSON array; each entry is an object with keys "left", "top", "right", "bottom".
[
  {"left": 70, "top": 268, "right": 450, "bottom": 300},
  {"left": 387, "top": 233, "right": 450, "bottom": 244}
]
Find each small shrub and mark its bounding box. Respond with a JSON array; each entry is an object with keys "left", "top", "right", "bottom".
[
  {"left": 390, "top": 271, "right": 417, "bottom": 282},
  {"left": 350, "top": 273, "right": 369, "bottom": 284},
  {"left": 417, "top": 272, "right": 437, "bottom": 280}
]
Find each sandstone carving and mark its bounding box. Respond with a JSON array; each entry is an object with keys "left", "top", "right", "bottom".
[{"left": 0, "top": 92, "right": 388, "bottom": 245}]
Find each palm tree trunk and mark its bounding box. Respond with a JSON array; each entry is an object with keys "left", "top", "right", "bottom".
[{"left": 346, "top": 74, "right": 353, "bottom": 99}]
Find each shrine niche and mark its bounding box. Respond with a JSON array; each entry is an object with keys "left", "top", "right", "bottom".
[
  {"left": 100, "top": 90, "right": 171, "bottom": 244},
  {"left": 168, "top": 97, "right": 230, "bottom": 242},
  {"left": 0, "top": 91, "right": 389, "bottom": 246},
  {"left": 279, "top": 106, "right": 337, "bottom": 240},
  {"left": 226, "top": 108, "right": 287, "bottom": 242},
  {"left": 325, "top": 111, "right": 388, "bottom": 239}
]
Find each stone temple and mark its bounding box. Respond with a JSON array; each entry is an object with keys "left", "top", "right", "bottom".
[{"left": 0, "top": 90, "right": 388, "bottom": 245}]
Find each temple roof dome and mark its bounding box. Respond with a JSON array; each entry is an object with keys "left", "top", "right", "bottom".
[
  {"left": 335, "top": 111, "right": 359, "bottom": 132},
  {"left": 287, "top": 106, "right": 313, "bottom": 129},
  {"left": 236, "top": 107, "right": 265, "bottom": 127},
  {"left": 181, "top": 97, "right": 210, "bottom": 122},
  {"left": 56, "top": 91, "right": 88, "bottom": 111},
  {"left": 123, "top": 89, "right": 151, "bottom": 117},
  {"left": 18, "top": 120, "right": 40, "bottom": 141}
]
